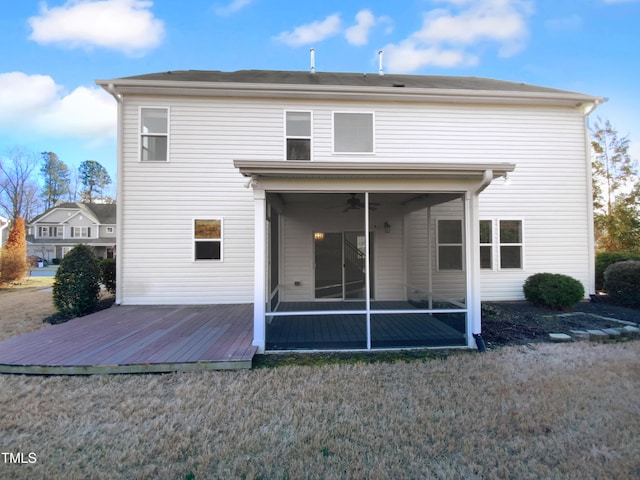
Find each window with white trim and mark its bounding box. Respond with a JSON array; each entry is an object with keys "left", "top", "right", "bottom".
[
  {"left": 285, "top": 111, "right": 311, "bottom": 160},
  {"left": 140, "top": 107, "right": 168, "bottom": 161},
  {"left": 437, "top": 219, "right": 463, "bottom": 271},
  {"left": 71, "top": 227, "right": 91, "bottom": 238},
  {"left": 499, "top": 220, "right": 523, "bottom": 269},
  {"left": 106, "top": 227, "right": 115, "bottom": 234},
  {"left": 194, "top": 219, "right": 222, "bottom": 261},
  {"left": 39, "top": 226, "right": 62, "bottom": 238},
  {"left": 333, "top": 112, "right": 374, "bottom": 154},
  {"left": 479, "top": 220, "right": 493, "bottom": 269}
]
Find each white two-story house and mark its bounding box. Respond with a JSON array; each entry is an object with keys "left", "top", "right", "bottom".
[
  {"left": 98, "top": 69, "right": 602, "bottom": 353},
  {"left": 28, "top": 202, "right": 117, "bottom": 262}
]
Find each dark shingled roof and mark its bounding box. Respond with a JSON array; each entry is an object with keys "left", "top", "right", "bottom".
[
  {"left": 117, "top": 69, "right": 582, "bottom": 96},
  {"left": 30, "top": 202, "right": 116, "bottom": 225}
]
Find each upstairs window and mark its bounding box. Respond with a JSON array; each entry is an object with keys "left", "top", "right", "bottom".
[
  {"left": 333, "top": 112, "right": 374, "bottom": 154},
  {"left": 499, "top": 220, "right": 523, "bottom": 269},
  {"left": 285, "top": 111, "right": 311, "bottom": 160},
  {"left": 39, "top": 226, "right": 62, "bottom": 238},
  {"left": 194, "top": 219, "right": 222, "bottom": 261},
  {"left": 140, "top": 107, "right": 168, "bottom": 161},
  {"left": 71, "top": 227, "right": 91, "bottom": 238}
]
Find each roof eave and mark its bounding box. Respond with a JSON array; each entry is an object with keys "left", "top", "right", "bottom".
[
  {"left": 97, "top": 79, "right": 602, "bottom": 108},
  {"left": 234, "top": 160, "right": 516, "bottom": 180}
]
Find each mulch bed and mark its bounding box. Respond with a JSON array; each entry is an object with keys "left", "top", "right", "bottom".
[{"left": 481, "top": 297, "right": 639, "bottom": 348}]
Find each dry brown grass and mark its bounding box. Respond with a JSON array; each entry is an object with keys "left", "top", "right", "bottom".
[
  {"left": 1, "top": 342, "right": 639, "bottom": 479},
  {"left": 0, "top": 280, "right": 55, "bottom": 341}
]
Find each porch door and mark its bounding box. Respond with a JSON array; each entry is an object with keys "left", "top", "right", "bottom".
[{"left": 314, "top": 231, "right": 373, "bottom": 300}]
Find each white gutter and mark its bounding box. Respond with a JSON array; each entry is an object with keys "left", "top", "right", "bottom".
[
  {"left": 106, "top": 84, "right": 124, "bottom": 305},
  {"left": 582, "top": 98, "right": 607, "bottom": 295}
]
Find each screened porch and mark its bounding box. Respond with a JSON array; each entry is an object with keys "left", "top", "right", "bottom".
[{"left": 264, "top": 192, "right": 469, "bottom": 351}]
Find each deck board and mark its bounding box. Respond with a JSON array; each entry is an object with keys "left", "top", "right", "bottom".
[{"left": 0, "top": 304, "right": 256, "bottom": 375}]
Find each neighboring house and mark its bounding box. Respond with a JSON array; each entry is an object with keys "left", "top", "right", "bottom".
[
  {"left": 98, "top": 69, "right": 603, "bottom": 353},
  {"left": 27, "top": 202, "right": 117, "bottom": 262}
]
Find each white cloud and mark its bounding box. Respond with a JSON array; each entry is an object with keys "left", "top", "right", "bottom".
[
  {"left": 0, "top": 72, "right": 116, "bottom": 142},
  {"left": 384, "top": 0, "right": 533, "bottom": 73},
  {"left": 275, "top": 14, "right": 342, "bottom": 47},
  {"left": 383, "top": 41, "right": 479, "bottom": 72},
  {"left": 345, "top": 10, "right": 377, "bottom": 46},
  {"left": 214, "top": 0, "right": 252, "bottom": 16},
  {"left": 28, "top": 0, "right": 165, "bottom": 56}
]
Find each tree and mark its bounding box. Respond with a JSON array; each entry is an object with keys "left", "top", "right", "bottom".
[
  {"left": 591, "top": 118, "right": 640, "bottom": 252},
  {"left": 0, "top": 216, "right": 28, "bottom": 284},
  {"left": 79, "top": 160, "right": 112, "bottom": 203},
  {"left": 40, "top": 152, "right": 70, "bottom": 209},
  {"left": 0, "top": 146, "right": 42, "bottom": 222}
]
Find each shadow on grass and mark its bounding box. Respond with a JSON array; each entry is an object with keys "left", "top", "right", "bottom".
[{"left": 252, "top": 348, "right": 464, "bottom": 369}]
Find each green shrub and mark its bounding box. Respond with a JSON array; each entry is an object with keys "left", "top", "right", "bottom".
[
  {"left": 53, "top": 244, "right": 100, "bottom": 317},
  {"left": 595, "top": 252, "right": 640, "bottom": 291},
  {"left": 99, "top": 258, "right": 116, "bottom": 294},
  {"left": 604, "top": 261, "right": 640, "bottom": 307},
  {"left": 523, "top": 273, "right": 585, "bottom": 311}
]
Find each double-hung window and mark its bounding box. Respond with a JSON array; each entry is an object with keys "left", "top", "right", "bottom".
[
  {"left": 71, "top": 227, "right": 90, "bottom": 238},
  {"left": 285, "top": 111, "right": 311, "bottom": 160},
  {"left": 140, "top": 107, "right": 169, "bottom": 161},
  {"left": 437, "top": 219, "right": 463, "bottom": 271},
  {"left": 333, "top": 112, "right": 374, "bottom": 154},
  {"left": 194, "top": 219, "right": 222, "bottom": 261},
  {"left": 499, "top": 220, "right": 523, "bottom": 269},
  {"left": 480, "top": 220, "right": 493, "bottom": 269}
]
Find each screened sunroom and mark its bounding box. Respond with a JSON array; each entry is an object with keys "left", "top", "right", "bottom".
[{"left": 235, "top": 161, "right": 514, "bottom": 352}]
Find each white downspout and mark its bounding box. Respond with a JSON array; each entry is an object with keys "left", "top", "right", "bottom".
[
  {"left": 582, "top": 99, "right": 605, "bottom": 295},
  {"left": 107, "top": 84, "right": 124, "bottom": 305},
  {"left": 467, "top": 169, "right": 494, "bottom": 350}
]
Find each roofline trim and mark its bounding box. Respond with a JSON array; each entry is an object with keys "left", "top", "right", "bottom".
[
  {"left": 97, "top": 79, "right": 602, "bottom": 107},
  {"left": 234, "top": 160, "right": 516, "bottom": 180}
]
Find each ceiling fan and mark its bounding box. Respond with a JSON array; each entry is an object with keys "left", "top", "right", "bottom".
[{"left": 341, "top": 193, "right": 379, "bottom": 213}]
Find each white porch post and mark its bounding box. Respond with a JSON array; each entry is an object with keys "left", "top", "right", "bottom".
[
  {"left": 253, "top": 189, "right": 267, "bottom": 353},
  {"left": 465, "top": 190, "right": 482, "bottom": 348}
]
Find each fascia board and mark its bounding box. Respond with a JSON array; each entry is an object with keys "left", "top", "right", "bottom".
[{"left": 234, "top": 160, "right": 516, "bottom": 179}]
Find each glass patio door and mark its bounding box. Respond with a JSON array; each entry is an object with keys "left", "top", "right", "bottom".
[{"left": 314, "top": 231, "right": 372, "bottom": 300}]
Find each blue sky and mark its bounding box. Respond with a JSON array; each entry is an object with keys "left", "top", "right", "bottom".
[{"left": 1, "top": 0, "right": 639, "bottom": 187}]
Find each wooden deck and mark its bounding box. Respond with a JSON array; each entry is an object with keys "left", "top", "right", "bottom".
[{"left": 0, "top": 304, "right": 256, "bottom": 375}]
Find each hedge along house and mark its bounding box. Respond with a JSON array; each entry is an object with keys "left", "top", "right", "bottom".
[{"left": 97, "top": 68, "right": 603, "bottom": 353}]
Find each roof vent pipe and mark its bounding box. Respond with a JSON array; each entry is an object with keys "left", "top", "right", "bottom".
[
  {"left": 378, "top": 50, "right": 384, "bottom": 76},
  {"left": 310, "top": 48, "right": 315, "bottom": 74}
]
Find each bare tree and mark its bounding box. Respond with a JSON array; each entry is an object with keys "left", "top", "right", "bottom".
[{"left": 0, "top": 146, "right": 42, "bottom": 222}]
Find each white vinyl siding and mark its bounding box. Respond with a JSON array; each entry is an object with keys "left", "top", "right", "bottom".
[{"left": 118, "top": 95, "right": 592, "bottom": 304}]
